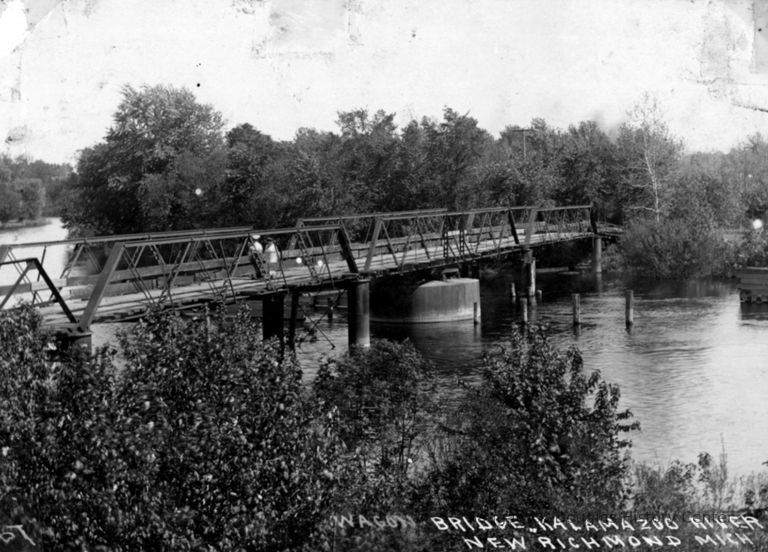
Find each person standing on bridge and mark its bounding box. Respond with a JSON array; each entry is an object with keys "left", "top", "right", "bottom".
[
  {"left": 249, "top": 234, "right": 266, "bottom": 278},
  {"left": 265, "top": 238, "right": 280, "bottom": 280},
  {"left": 590, "top": 200, "right": 599, "bottom": 234}
]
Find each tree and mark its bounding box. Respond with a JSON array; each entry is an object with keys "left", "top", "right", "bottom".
[
  {"left": 0, "top": 182, "right": 21, "bottom": 223},
  {"left": 417, "top": 326, "right": 637, "bottom": 518},
  {"left": 617, "top": 95, "right": 683, "bottom": 222},
  {"left": 557, "top": 121, "right": 620, "bottom": 210},
  {"left": 335, "top": 109, "right": 400, "bottom": 213},
  {"left": 222, "top": 123, "right": 280, "bottom": 226},
  {"left": 63, "top": 85, "right": 227, "bottom": 234},
  {"left": 418, "top": 108, "right": 494, "bottom": 210},
  {"left": 487, "top": 120, "right": 565, "bottom": 207}
]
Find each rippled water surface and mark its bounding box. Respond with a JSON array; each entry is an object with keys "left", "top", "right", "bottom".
[
  {"left": 301, "top": 273, "right": 768, "bottom": 476},
  {"left": 3, "top": 220, "right": 767, "bottom": 474}
]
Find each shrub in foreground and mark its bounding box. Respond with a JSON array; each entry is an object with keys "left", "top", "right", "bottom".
[
  {"left": 416, "top": 326, "right": 638, "bottom": 519},
  {"left": 0, "top": 305, "right": 341, "bottom": 551}
]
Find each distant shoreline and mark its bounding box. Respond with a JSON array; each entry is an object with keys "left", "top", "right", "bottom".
[{"left": 0, "top": 218, "right": 54, "bottom": 231}]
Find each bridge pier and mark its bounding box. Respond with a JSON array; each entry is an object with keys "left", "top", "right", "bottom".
[
  {"left": 262, "top": 292, "right": 286, "bottom": 351},
  {"left": 347, "top": 278, "right": 371, "bottom": 352},
  {"left": 592, "top": 236, "right": 603, "bottom": 274},
  {"left": 522, "top": 249, "right": 536, "bottom": 299}
]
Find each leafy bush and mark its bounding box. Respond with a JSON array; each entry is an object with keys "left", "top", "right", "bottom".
[
  {"left": 0, "top": 305, "right": 341, "bottom": 551},
  {"left": 619, "top": 217, "right": 728, "bottom": 279},
  {"left": 732, "top": 229, "right": 768, "bottom": 268},
  {"left": 416, "top": 326, "right": 637, "bottom": 519},
  {"left": 313, "top": 341, "right": 436, "bottom": 551}
]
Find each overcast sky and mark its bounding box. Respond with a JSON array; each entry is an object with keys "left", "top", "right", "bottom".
[{"left": 2, "top": 0, "right": 768, "bottom": 164}]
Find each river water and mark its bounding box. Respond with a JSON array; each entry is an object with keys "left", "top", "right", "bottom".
[{"left": 2, "top": 219, "right": 767, "bottom": 475}]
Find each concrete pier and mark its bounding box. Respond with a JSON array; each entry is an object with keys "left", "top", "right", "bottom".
[{"left": 370, "top": 277, "right": 481, "bottom": 323}]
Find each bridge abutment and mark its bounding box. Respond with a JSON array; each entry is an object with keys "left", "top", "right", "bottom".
[{"left": 347, "top": 278, "right": 371, "bottom": 351}]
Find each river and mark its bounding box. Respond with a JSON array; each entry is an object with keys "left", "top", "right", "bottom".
[{"left": 2, "top": 219, "right": 767, "bottom": 476}]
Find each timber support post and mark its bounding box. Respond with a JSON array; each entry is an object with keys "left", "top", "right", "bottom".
[
  {"left": 520, "top": 297, "right": 528, "bottom": 326},
  {"left": 625, "top": 289, "right": 634, "bottom": 328},
  {"left": 262, "top": 292, "right": 286, "bottom": 350},
  {"left": 572, "top": 293, "right": 581, "bottom": 326},
  {"left": 288, "top": 291, "right": 300, "bottom": 352},
  {"left": 347, "top": 278, "right": 371, "bottom": 352},
  {"left": 592, "top": 236, "right": 603, "bottom": 274}
]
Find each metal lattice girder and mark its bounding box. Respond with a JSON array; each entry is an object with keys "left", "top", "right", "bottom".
[{"left": 0, "top": 257, "right": 77, "bottom": 323}]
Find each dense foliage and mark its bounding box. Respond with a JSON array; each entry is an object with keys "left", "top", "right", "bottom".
[
  {"left": 0, "top": 304, "right": 647, "bottom": 551},
  {"left": 416, "top": 327, "right": 637, "bottom": 518},
  {"left": 54, "top": 84, "right": 768, "bottom": 277},
  {"left": 0, "top": 305, "right": 340, "bottom": 550},
  {"left": 0, "top": 155, "right": 71, "bottom": 223}
]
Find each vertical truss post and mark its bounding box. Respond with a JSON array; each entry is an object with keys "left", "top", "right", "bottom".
[
  {"left": 78, "top": 243, "right": 125, "bottom": 332},
  {"left": 525, "top": 207, "right": 539, "bottom": 247},
  {"left": 337, "top": 226, "right": 359, "bottom": 273},
  {"left": 364, "top": 218, "right": 383, "bottom": 272}
]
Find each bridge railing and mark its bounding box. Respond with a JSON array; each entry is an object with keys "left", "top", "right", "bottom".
[
  {"left": 298, "top": 205, "right": 593, "bottom": 273},
  {"left": 1, "top": 224, "right": 358, "bottom": 328}
]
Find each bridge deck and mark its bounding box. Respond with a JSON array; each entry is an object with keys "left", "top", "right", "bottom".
[{"left": 32, "top": 230, "right": 590, "bottom": 327}]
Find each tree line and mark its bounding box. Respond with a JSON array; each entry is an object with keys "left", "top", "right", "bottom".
[
  {"left": 0, "top": 83, "right": 753, "bottom": 276},
  {"left": 0, "top": 155, "right": 71, "bottom": 225},
  {"left": 55, "top": 86, "right": 750, "bottom": 232}
]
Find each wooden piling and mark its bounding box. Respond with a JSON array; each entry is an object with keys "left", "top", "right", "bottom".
[
  {"left": 288, "top": 291, "right": 300, "bottom": 351},
  {"left": 572, "top": 293, "right": 581, "bottom": 326},
  {"left": 536, "top": 289, "right": 543, "bottom": 303},
  {"left": 521, "top": 298, "right": 528, "bottom": 325},
  {"left": 625, "top": 289, "right": 634, "bottom": 327},
  {"left": 262, "top": 292, "right": 286, "bottom": 354}
]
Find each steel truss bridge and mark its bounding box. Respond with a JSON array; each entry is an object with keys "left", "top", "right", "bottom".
[{"left": 0, "top": 204, "right": 614, "bottom": 350}]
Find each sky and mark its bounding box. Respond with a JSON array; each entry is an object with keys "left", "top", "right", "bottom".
[{"left": 2, "top": 0, "right": 768, "bottom": 164}]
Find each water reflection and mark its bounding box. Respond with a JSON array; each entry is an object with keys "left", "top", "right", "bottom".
[{"left": 0, "top": 218, "right": 71, "bottom": 291}]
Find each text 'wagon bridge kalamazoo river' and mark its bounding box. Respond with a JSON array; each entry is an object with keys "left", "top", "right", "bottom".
[{"left": 0, "top": 204, "right": 619, "bottom": 353}]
